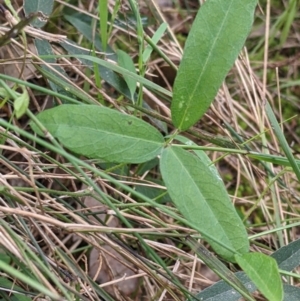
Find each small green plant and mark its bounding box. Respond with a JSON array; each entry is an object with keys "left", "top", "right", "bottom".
[{"left": 28, "top": 0, "right": 279, "bottom": 299}]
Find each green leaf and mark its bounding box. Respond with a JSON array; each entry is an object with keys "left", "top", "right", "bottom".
[
  {"left": 0, "top": 87, "right": 10, "bottom": 98},
  {"left": 160, "top": 146, "right": 249, "bottom": 261},
  {"left": 171, "top": 0, "right": 257, "bottom": 130},
  {"left": 14, "top": 87, "right": 29, "bottom": 119},
  {"left": 63, "top": 11, "right": 116, "bottom": 56},
  {"left": 193, "top": 283, "right": 296, "bottom": 301},
  {"left": 60, "top": 40, "right": 133, "bottom": 100},
  {"left": 30, "top": 104, "right": 164, "bottom": 163},
  {"left": 136, "top": 181, "right": 172, "bottom": 204},
  {"left": 272, "top": 238, "right": 300, "bottom": 272},
  {"left": 282, "top": 285, "right": 300, "bottom": 301},
  {"left": 117, "top": 49, "right": 137, "bottom": 100},
  {"left": 143, "top": 23, "right": 168, "bottom": 63},
  {"left": 34, "top": 64, "right": 96, "bottom": 105},
  {"left": 63, "top": 11, "right": 137, "bottom": 100},
  {"left": 192, "top": 280, "right": 296, "bottom": 301},
  {"left": 34, "top": 39, "right": 70, "bottom": 95},
  {"left": 235, "top": 253, "right": 283, "bottom": 301},
  {"left": 39, "top": 52, "right": 172, "bottom": 98},
  {"left": 191, "top": 271, "right": 255, "bottom": 301},
  {"left": 193, "top": 239, "right": 300, "bottom": 301},
  {"left": 24, "top": 0, "right": 54, "bottom": 28},
  {"left": 174, "top": 135, "right": 220, "bottom": 178},
  {"left": 34, "top": 39, "right": 95, "bottom": 104}
]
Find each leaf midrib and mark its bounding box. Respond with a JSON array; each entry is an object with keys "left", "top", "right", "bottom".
[{"left": 179, "top": 0, "right": 234, "bottom": 129}]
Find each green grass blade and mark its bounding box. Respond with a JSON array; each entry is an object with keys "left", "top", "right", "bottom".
[
  {"left": 265, "top": 101, "right": 300, "bottom": 181},
  {"left": 98, "top": 0, "right": 108, "bottom": 52},
  {"left": 40, "top": 52, "right": 172, "bottom": 98}
]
